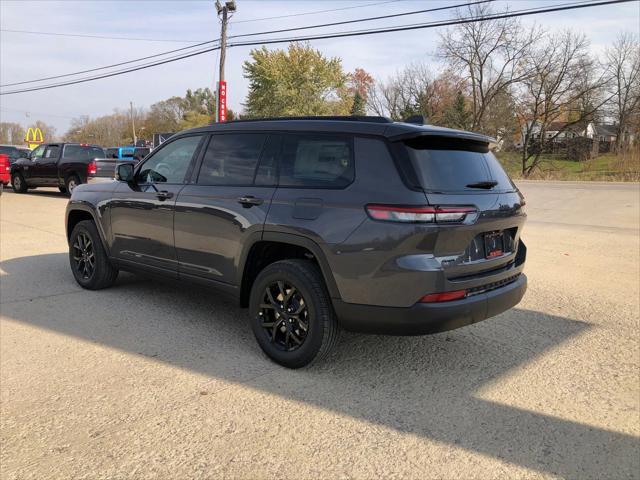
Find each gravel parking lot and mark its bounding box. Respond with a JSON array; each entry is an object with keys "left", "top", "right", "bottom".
[{"left": 1, "top": 181, "right": 639, "bottom": 479}]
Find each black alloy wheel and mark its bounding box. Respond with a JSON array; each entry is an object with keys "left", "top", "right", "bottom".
[
  {"left": 72, "top": 231, "right": 95, "bottom": 280},
  {"left": 68, "top": 220, "right": 118, "bottom": 290},
  {"left": 259, "top": 280, "right": 309, "bottom": 351},
  {"left": 249, "top": 259, "right": 339, "bottom": 368}
]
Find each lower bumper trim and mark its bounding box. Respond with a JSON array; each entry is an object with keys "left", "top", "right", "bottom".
[{"left": 333, "top": 274, "right": 527, "bottom": 336}]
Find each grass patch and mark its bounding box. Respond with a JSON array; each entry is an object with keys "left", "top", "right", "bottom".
[{"left": 496, "top": 150, "right": 640, "bottom": 182}]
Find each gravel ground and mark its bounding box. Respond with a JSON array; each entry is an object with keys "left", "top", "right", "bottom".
[{"left": 1, "top": 181, "right": 638, "bottom": 479}]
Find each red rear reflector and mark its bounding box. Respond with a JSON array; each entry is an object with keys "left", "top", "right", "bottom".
[
  {"left": 420, "top": 290, "right": 467, "bottom": 303},
  {"left": 366, "top": 204, "right": 476, "bottom": 223},
  {"left": 87, "top": 160, "right": 97, "bottom": 175}
]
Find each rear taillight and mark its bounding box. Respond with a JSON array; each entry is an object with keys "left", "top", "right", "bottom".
[
  {"left": 87, "top": 160, "right": 97, "bottom": 176},
  {"left": 419, "top": 290, "right": 467, "bottom": 303},
  {"left": 366, "top": 205, "right": 477, "bottom": 224}
]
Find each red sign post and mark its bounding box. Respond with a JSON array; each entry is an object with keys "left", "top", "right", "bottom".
[{"left": 217, "top": 81, "right": 227, "bottom": 122}]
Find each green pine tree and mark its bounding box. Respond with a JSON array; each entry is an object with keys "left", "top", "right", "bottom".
[
  {"left": 443, "top": 91, "right": 471, "bottom": 130},
  {"left": 350, "top": 91, "right": 366, "bottom": 116}
]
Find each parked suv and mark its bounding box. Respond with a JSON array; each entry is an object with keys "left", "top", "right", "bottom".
[{"left": 66, "top": 117, "right": 527, "bottom": 368}]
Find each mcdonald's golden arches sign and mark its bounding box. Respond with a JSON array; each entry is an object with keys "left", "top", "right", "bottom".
[{"left": 25, "top": 127, "right": 44, "bottom": 149}]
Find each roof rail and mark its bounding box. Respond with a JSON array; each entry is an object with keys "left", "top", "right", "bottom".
[{"left": 228, "top": 115, "right": 393, "bottom": 124}]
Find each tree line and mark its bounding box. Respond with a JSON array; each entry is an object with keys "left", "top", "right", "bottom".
[{"left": 2, "top": 4, "right": 636, "bottom": 176}]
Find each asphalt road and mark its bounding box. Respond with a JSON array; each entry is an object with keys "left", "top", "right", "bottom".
[{"left": 1, "top": 181, "right": 639, "bottom": 479}]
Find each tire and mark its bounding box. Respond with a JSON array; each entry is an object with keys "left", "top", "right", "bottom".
[
  {"left": 65, "top": 174, "right": 81, "bottom": 196},
  {"left": 249, "top": 259, "right": 339, "bottom": 368},
  {"left": 58, "top": 186, "right": 67, "bottom": 194},
  {"left": 69, "top": 220, "right": 118, "bottom": 290},
  {"left": 11, "top": 173, "right": 27, "bottom": 193}
]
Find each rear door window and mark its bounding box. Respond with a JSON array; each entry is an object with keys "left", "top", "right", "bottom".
[
  {"left": 63, "top": 145, "right": 105, "bottom": 159},
  {"left": 401, "top": 138, "right": 514, "bottom": 193},
  {"left": 44, "top": 145, "right": 60, "bottom": 159},
  {"left": 279, "top": 134, "right": 353, "bottom": 188},
  {"left": 197, "top": 133, "right": 267, "bottom": 186}
]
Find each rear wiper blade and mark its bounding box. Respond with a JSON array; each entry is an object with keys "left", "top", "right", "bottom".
[{"left": 466, "top": 181, "right": 498, "bottom": 189}]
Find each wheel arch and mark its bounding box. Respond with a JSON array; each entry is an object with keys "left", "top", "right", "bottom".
[
  {"left": 66, "top": 203, "right": 110, "bottom": 256},
  {"left": 238, "top": 232, "right": 341, "bottom": 308}
]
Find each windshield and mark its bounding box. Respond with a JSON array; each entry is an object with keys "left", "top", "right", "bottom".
[
  {"left": 402, "top": 138, "right": 514, "bottom": 193},
  {"left": 63, "top": 145, "right": 105, "bottom": 159}
]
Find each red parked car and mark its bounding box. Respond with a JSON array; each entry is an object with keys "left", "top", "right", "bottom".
[{"left": 0, "top": 154, "right": 11, "bottom": 186}]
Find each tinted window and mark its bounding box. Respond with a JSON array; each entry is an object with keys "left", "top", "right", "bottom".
[
  {"left": 62, "top": 145, "right": 105, "bottom": 159},
  {"left": 254, "top": 135, "right": 279, "bottom": 186},
  {"left": 403, "top": 140, "right": 514, "bottom": 192},
  {"left": 279, "top": 134, "right": 353, "bottom": 188},
  {"left": 106, "top": 148, "right": 119, "bottom": 159},
  {"left": 137, "top": 135, "right": 202, "bottom": 184},
  {"left": 44, "top": 145, "right": 60, "bottom": 159},
  {"left": 197, "top": 134, "right": 266, "bottom": 185}
]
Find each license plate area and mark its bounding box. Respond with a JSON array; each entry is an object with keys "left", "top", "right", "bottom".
[{"left": 484, "top": 231, "right": 504, "bottom": 258}]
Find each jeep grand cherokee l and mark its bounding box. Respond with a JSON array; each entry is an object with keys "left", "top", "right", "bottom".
[{"left": 65, "top": 117, "right": 527, "bottom": 368}]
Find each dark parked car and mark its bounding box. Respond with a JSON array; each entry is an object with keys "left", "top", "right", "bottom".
[
  {"left": 66, "top": 117, "right": 527, "bottom": 368},
  {"left": 11, "top": 143, "right": 105, "bottom": 195}
]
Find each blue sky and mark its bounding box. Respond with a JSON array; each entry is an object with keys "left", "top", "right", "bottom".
[{"left": 1, "top": 0, "right": 639, "bottom": 136}]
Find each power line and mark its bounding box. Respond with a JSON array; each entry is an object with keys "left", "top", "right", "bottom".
[
  {"left": 1, "top": 0, "right": 633, "bottom": 96},
  {"left": 229, "top": 0, "right": 619, "bottom": 46},
  {"left": 1, "top": 0, "right": 487, "bottom": 88},
  {"left": 0, "top": 0, "right": 406, "bottom": 43},
  {"left": 0, "top": 40, "right": 219, "bottom": 88},
  {"left": 0, "top": 29, "right": 205, "bottom": 43},
  {"left": 230, "top": 0, "right": 404, "bottom": 24},
  {"left": 226, "top": 0, "right": 494, "bottom": 41}
]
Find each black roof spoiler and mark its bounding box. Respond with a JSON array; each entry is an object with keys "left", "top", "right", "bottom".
[{"left": 228, "top": 115, "right": 393, "bottom": 124}]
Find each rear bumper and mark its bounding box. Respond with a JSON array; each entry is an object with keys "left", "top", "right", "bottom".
[{"left": 333, "top": 273, "right": 527, "bottom": 335}]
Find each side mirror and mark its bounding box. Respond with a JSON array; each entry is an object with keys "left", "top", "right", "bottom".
[{"left": 115, "top": 162, "right": 134, "bottom": 182}]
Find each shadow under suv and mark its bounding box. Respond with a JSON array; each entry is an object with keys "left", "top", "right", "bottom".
[{"left": 66, "top": 116, "right": 527, "bottom": 368}]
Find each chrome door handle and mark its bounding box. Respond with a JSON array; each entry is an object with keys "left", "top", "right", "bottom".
[
  {"left": 155, "top": 191, "right": 174, "bottom": 200},
  {"left": 237, "top": 195, "right": 263, "bottom": 207}
]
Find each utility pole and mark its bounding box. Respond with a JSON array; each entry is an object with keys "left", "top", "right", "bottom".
[
  {"left": 215, "top": 0, "right": 236, "bottom": 122},
  {"left": 130, "top": 101, "right": 137, "bottom": 146}
]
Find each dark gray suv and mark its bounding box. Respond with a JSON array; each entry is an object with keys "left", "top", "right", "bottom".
[{"left": 66, "top": 117, "right": 527, "bottom": 368}]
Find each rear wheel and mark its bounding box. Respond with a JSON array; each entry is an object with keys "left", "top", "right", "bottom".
[
  {"left": 65, "top": 174, "right": 80, "bottom": 196},
  {"left": 11, "top": 173, "right": 27, "bottom": 193},
  {"left": 69, "top": 220, "right": 118, "bottom": 290},
  {"left": 249, "top": 259, "right": 338, "bottom": 368}
]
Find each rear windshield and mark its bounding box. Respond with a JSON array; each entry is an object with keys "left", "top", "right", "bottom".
[
  {"left": 63, "top": 145, "right": 105, "bottom": 159},
  {"left": 402, "top": 138, "right": 514, "bottom": 193}
]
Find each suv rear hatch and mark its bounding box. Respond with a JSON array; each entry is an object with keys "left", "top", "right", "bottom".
[{"left": 393, "top": 135, "right": 526, "bottom": 287}]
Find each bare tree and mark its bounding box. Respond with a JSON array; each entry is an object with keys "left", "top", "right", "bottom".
[
  {"left": 515, "top": 31, "right": 608, "bottom": 175},
  {"left": 604, "top": 32, "right": 640, "bottom": 151},
  {"left": 438, "top": 3, "right": 542, "bottom": 132},
  {"left": 368, "top": 63, "right": 434, "bottom": 120}
]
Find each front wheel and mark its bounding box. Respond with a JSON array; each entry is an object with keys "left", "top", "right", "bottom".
[
  {"left": 69, "top": 220, "right": 118, "bottom": 289},
  {"left": 11, "top": 173, "right": 27, "bottom": 193},
  {"left": 249, "top": 259, "right": 339, "bottom": 368}
]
